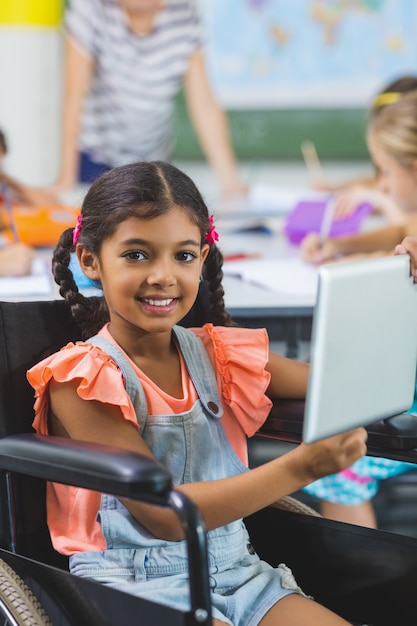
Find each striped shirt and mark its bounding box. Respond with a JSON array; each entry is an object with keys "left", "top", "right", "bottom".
[{"left": 65, "top": 0, "right": 202, "bottom": 167}]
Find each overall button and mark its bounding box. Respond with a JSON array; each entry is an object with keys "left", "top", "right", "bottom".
[{"left": 207, "top": 401, "right": 219, "bottom": 414}]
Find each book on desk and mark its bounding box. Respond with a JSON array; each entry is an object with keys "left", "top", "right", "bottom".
[
  {"left": 2, "top": 204, "right": 80, "bottom": 247},
  {"left": 0, "top": 203, "right": 80, "bottom": 299}
]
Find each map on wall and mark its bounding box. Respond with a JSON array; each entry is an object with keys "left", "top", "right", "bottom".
[{"left": 202, "top": 0, "right": 417, "bottom": 108}]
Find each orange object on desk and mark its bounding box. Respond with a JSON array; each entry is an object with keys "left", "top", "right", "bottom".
[{"left": 2, "top": 204, "right": 80, "bottom": 247}]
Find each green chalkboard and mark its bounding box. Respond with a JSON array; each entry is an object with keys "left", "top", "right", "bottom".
[{"left": 172, "top": 94, "right": 369, "bottom": 161}]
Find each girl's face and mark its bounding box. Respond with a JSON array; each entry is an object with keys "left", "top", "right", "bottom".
[
  {"left": 367, "top": 132, "right": 417, "bottom": 214},
  {"left": 80, "top": 205, "right": 209, "bottom": 340}
]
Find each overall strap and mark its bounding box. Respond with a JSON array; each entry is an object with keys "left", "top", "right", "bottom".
[
  {"left": 87, "top": 335, "right": 148, "bottom": 434},
  {"left": 173, "top": 325, "right": 223, "bottom": 419},
  {"left": 87, "top": 328, "right": 223, "bottom": 427}
]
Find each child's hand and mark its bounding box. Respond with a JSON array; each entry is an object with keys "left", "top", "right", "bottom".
[
  {"left": 220, "top": 177, "right": 248, "bottom": 199},
  {"left": 395, "top": 236, "right": 417, "bottom": 281},
  {"left": 331, "top": 186, "right": 404, "bottom": 224},
  {"left": 295, "top": 427, "right": 368, "bottom": 486},
  {"left": 300, "top": 232, "right": 338, "bottom": 264},
  {"left": 0, "top": 243, "right": 36, "bottom": 277},
  {"left": 332, "top": 185, "right": 371, "bottom": 220}
]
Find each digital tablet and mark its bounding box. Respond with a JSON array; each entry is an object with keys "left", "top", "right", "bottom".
[{"left": 303, "top": 254, "right": 417, "bottom": 443}]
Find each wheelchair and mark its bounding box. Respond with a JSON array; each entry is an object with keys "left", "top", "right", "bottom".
[{"left": 0, "top": 296, "right": 417, "bottom": 625}]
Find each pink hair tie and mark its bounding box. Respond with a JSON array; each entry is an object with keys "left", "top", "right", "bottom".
[
  {"left": 205, "top": 214, "right": 219, "bottom": 245},
  {"left": 72, "top": 214, "right": 83, "bottom": 246}
]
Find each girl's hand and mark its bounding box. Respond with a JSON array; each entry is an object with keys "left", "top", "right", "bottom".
[
  {"left": 332, "top": 186, "right": 370, "bottom": 220},
  {"left": 0, "top": 243, "right": 36, "bottom": 277},
  {"left": 331, "top": 186, "right": 404, "bottom": 224},
  {"left": 300, "top": 232, "right": 338, "bottom": 264},
  {"left": 395, "top": 236, "right": 417, "bottom": 281},
  {"left": 293, "top": 427, "right": 368, "bottom": 486},
  {"left": 220, "top": 178, "right": 248, "bottom": 199}
]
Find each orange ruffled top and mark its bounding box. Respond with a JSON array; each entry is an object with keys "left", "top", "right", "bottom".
[{"left": 28, "top": 323, "right": 272, "bottom": 555}]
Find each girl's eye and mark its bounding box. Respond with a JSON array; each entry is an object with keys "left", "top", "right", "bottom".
[
  {"left": 123, "top": 251, "right": 147, "bottom": 261},
  {"left": 176, "top": 251, "right": 196, "bottom": 262}
]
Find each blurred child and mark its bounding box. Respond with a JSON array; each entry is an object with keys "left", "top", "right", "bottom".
[
  {"left": 301, "top": 90, "right": 417, "bottom": 526},
  {"left": 318, "top": 76, "right": 417, "bottom": 225},
  {"left": 301, "top": 90, "right": 417, "bottom": 265},
  {"left": 0, "top": 128, "right": 58, "bottom": 207}
]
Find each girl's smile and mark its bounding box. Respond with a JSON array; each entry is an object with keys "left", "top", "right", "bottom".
[{"left": 138, "top": 296, "right": 180, "bottom": 315}]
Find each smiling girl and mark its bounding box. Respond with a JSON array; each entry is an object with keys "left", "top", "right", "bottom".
[{"left": 28, "top": 162, "right": 366, "bottom": 625}]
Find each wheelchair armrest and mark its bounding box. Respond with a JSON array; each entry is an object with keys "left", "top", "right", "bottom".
[
  {"left": 0, "top": 433, "right": 172, "bottom": 504},
  {"left": 0, "top": 433, "right": 212, "bottom": 622},
  {"left": 368, "top": 413, "right": 417, "bottom": 450}
]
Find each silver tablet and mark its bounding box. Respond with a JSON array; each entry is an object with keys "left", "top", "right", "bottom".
[{"left": 303, "top": 254, "right": 417, "bottom": 443}]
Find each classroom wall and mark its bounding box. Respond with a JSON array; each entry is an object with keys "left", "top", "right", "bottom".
[
  {"left": 1, "top": 1, "right": 413, "bottom": 185},
  {"left": 0, "top": 1, "right": 63, "bottom": 186},
  {"left": 172, "top": 94, "right": 369, "bottom": 161}
]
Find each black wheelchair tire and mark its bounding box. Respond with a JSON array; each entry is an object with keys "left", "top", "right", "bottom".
[{"left": 0, "top": 558, "right": 51, "bottom": 625}]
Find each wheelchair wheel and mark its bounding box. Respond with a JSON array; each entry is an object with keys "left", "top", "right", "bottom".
[{"left": 0, "top": 558, "right": 51, "bottom": 625}]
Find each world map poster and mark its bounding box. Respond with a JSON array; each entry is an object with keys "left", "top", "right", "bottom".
[{"left": 202, "top": 0, "right": 417, "bottom": 108}]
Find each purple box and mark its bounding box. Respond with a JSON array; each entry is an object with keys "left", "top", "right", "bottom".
[{"left": 284, "top": 199, "right": 373, "bottom": 245}]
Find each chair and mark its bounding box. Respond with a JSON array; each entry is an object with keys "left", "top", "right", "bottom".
[{"left": 1, "top": 298, "right": 417, "bottom": 625}]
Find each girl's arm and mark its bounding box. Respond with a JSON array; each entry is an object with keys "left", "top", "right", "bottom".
[
  {"left": 301, "top": 222, "right": 409, "bottom": 264},
  {"left": 49, "top": 377, "right": 366, "bottom": 541},
  {"left": 314, "top": 172, "right": 377, "bottom": 193},
  {"left": 0, "top": 172, "right": 59, "bottom": 206},
  {"left": 265, "top": 351, "right": 309, "bottom": 399},
  {"left": 332, "top": 186, "right": 405, "bottom": 224},
  {"left": 183, "top": 50, "right": 247, "bottom": 197},
  {"left": 49, "top": 35, "right": 94, "bottom": 192}
]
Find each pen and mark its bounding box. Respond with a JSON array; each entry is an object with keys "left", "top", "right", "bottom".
[
  {"left": 1, "top": 183, "right": 19, "bottom": 243},
  {"left": 301, "top": 140, "right": 325, "bottom": 187},
  {"left": 319, "top": 197, "right": 336, "bottom": 244},
  {"left": 224, "top": 252, "right": 261, "bottom": 262}
]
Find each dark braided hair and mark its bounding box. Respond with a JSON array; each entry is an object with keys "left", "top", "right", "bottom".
[{"left": 52, "top": 161, "right": 234, "bottom": 339}]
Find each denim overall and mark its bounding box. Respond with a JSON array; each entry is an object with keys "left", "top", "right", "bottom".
[{"left": 70, "top": 326, "right": 303, "bottom": 625}]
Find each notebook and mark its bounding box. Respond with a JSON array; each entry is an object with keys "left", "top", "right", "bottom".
[
  {"left": 303, "top": 254, "right": 417, "bottom": 443},
  {"left": 284, "top": 199, "right": 372, "bottom": 245}
]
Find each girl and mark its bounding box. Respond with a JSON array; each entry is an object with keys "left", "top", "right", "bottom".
[
  {"left": 28, "top": 162, "right": 366, "bottom": 626},
  {"left": 314, "top": 76, "right": 417, "bottom": 224},
  {"left": 300, "top": 92, "right": 417, "bottom": 527},
  {"left": 302, "top": 90, "right": 417, "bottom": 265},
  {"left": 0, "top": 127, "right": 58, "bottom": 206}
]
